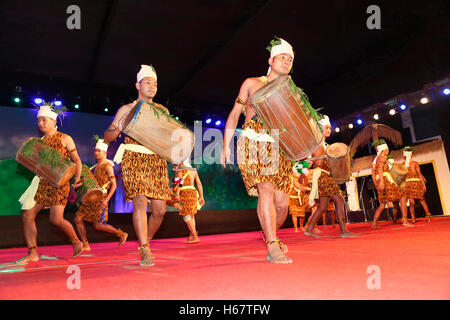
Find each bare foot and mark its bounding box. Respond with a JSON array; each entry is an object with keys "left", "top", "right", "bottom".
[
  {"left": 371, "top": 223, "right": 380, "bottom": 229},
  {"left": 304, "top": 230, "right": 321, "bottom": 238},
  {"left": 139, "top": 244, "right": 154, "bottom": 267},
  {"left": 340, "top": 231, "right": 358, "bottom": 238},
  {"left": 118, "top": 230, "right": 128, "bottom": 247},
  {"left": 313, "top": 227, "right": 322, "bottom": 233},
  {"left": 402, "top": 220, "right": 414, "bottom": 227},
  {"left": 426, "top": 215, "right": 432, "bottom": 222},
  {"left": 73, "top": 240, "right": 83, "bottom": 257},
  {"left": 294, "top": 228, "right": 299, "bottom": 233},
  {"left": 267, "top": 242, "right": 292, "bottom": 264},
  {"left": 82, "top": 241, "right": 91, "bottom": 251},
  {"left": 15, "top": 247, "right": 39, "bottom": 264},
  {"left": 186, "top": 233, "right": 200, "bottom": 244},
  {"left": 278, "top": 239, "right": 288, "bottom": 254}
]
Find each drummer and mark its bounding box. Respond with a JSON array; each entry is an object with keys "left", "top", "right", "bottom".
[
  {"left": 16, "top": 104, "right": 84, "bottom": 263},
  {"left": 303, "top": 115, "right": 357, "bottom": 238},
  {"left": 370, "top": 140, "right": 413, "bottom": 228},
  {"left": 402, "top": 146, "right": 432, "bottom": 223},
  {"left": 221, "top": 37, "right": 294, "bottom": 264},
  {"left": 104, "top": 65, "right": 171, "bottom": 267},
  {"left": 73, "top": 137, "right": 128, "bottom": 251}
]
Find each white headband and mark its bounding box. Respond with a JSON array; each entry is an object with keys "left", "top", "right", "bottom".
[
  {"left": 95, "top": 139, "right": 108, "bottom": 152},
  {"left": 403, "top": 151, "right": 412, "bottom": 168},
  {"left": 137, "top": 64, "right": 157, "bottom": 82},
  {"left": 372, "top": 143, "right": 389, "bottom": 165},
  {"left": 37, "top": 105, "right": 58, "bottom": 120},
  {"left": 318, "top": 115, "right": 330, "bottom": 127},
  {"left": 267, "top": 38, "right": 294, "bottom": 75}
]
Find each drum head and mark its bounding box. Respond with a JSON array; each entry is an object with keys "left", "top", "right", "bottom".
[
  {"left": 249, "top": 75, "right": 290, "bottom": 104},
  {"left": 326, "top": 142, "right": 348, "bottom": 158},
  {"left": 393, "top": 163, "right": 408, "bottom": 174}
]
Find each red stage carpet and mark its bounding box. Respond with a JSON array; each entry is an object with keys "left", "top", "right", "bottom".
[{"left": 0, "top": 217, "right": 449, "bottom": 300}]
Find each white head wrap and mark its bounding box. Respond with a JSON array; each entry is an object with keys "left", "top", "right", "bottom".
[
  {"left": 318, "top": 115, "right": 331, "bottom": 127},
  {"left": 137, "top": 64, "right": 157, "bottom": 82},
  {"left": 267, "top": 38, "right": 294, "bottom": 75},
  {"left": 403, "top": 151, "right": 413, "bottom": 168},
  {"left": 182, "top": 159, "right": 192, "bottom": 168},
  {"left": 95, "top": 139, "right": 108, "bottom": 152},
  {"left": 372, "top": 143, "right": 389, "bottom": 165},
  {"left": 37, "top": 105, "right": 58, "bottom": 120}
]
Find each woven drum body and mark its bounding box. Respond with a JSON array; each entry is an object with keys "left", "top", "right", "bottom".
[
  {"left": 390, "top": 163, "right": 408, "bottom": 186},
  {"left": 249, "top": 75, "right": 323, "bottom": 161},
  {"left": 122, "top": 101, "right": 195, "bottom": 165},
  {"left": 16, "top": 137, "right": 76, "bottom": 188}
]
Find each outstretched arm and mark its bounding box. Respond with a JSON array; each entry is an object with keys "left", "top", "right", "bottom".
[{"left": 194, "top": 172, "right": 205, "bottom": 206}]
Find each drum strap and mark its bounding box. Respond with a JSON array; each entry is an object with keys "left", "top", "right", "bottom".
[
  {"left": 382, "top": 172, "right": 396, "bottom": 185},
  {"left": 113, "top": 143, "right": 154, "bottom": 164},
  {"left": 18, "top": 175, "right": 40, "bottom": 210}
]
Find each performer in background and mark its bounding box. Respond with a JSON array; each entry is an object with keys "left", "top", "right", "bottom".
[
  {"left": 402, "top": 146, "right": 432, "bottom": 222},
  {"left": 289, "top": 161, "right": 314, "bottom": 232},
  {"left": 74, "top": 138, "right": 128, "bottom": 251},
  {"left": 170, "top": 160, "right": 205, "bottom": 244},
  {"left": 221, "top": 37, "right": 294, "bottom": 263},
  {"left": 304, "top": 115, "right": 357, "bottom": 238},
  {"left": 104, "top": 65, "right": 171, "bottom": 267},
  {"left": 370, "top": 140, "right": 413, "bottom": 228},
  {"left": 17, "top": 104, "right": 83, "bottom": 263}
]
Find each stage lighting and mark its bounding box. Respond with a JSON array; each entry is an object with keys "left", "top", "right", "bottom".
[
  {"left": 54, "top": 100, "right": 62, "bottom": 106},
  {"left": 356, "top": 119, "right": 363, "bottom": 125},
  {"left": 443, "top": 88, "right": 450, "bottom": 95},
  {"left": 175, "top": 116, "right": 179, "bottom": 120},
  {"left": 104, "top": 108, "right": 109, "bottom": 112},
  {"left": 335, "top": 127, "right": 340, "bottom": 133},
  {"left": 14, "top": 97, "right": 20, "bottom": 103},
  {"left": 389, "top": 109, "right": 396, "bottom": 116},
  {"left": 373, "top": 114, "right": 379, "bottom": 120},
  {"left": 348, "top": 123, "right": 353, "bottom": 129},
  {"left": 34, "top": 98, "right": 43, "bottom": 104},
  {"left": 400, "top": 104, "right": 407, "bottom": 110},
  {"left": 74, "top": 104, "right": 80, "bottom": 109},
  {"left": 420, "top": 97, "right": 429, "bottom": 104},
  {"left": 205, "top": 118, "right": 212, "bottom": 124},
  {"left": 215, "top": 120, "right": 221, "bottom": 126}
]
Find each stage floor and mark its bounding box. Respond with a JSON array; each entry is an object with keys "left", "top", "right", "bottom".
[{"left": 0, "top": 217, "right": 449, "bottom": 300}]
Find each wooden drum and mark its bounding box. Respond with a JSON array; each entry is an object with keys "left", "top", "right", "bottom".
[
  {"left": 249, "top": 75, "right": 323, "bottom": 160},
  {"left": 122, "top": 100, "right": 194, "bottom": 165},
  {"left": 326, "top": 142, "right": 351, "bottom": 184},
  {"left": 16, "top": 137, "right": 76, "bottom": 188}
]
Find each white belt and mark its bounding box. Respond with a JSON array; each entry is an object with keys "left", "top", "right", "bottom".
[
  {"left": 240, "top": 128, "right": 275, "bottom": 143},
  {"left": 113, "top": 143, "right": 154, "bottom": 164}
]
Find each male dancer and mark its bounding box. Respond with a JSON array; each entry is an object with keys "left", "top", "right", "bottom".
[
  {"left": 104, "top": 65, "right": 171, "bottom": 266},
  {"left": 74, "top": 138, "right": 128, "bottom": 250},
  {"left": 304, "top": 115, "right": 357, "bottom": 238},
  {"left": 222, "top": 37, "right": 294, "bottom": 263},
  {"left": 17, "top": 104, "right": 84, "bottom": 263},
  {"left": 402, "top": 146, "right": 432, "bottom": 222}
]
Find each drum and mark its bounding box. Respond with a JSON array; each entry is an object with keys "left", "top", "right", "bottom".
[
  {"left": 249, "top": 75, "right": 323, "bottom": 160},
  {"left": 71, "top": 165, "right": 103, "bottom": 205},
  {"left": 326, "top": 142, "right": 351, "bottom": 184},
  {"left": 16, "top": 137, "right": 76, "bottom": 188},
  {"left": 390, "top": 163, "right": 408, "bottom": 186},
  {"left": 122, "top": 100, "right": 195, "bottom": 165}
]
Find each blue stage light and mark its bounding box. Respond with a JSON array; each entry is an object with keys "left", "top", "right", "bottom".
[
  {"left": 205, "top": 118, "right": 212, "bottom": 124},
  {"left": 215, "top": 120, "right": 221, "bottom": 126},
  {"left": 34, "top": 98, "right": 43, "bottom": 104}
]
